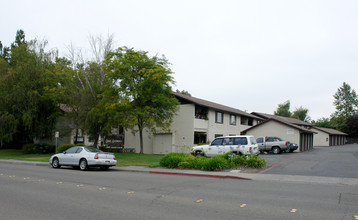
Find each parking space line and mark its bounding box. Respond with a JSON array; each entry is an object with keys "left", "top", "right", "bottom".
[{"left": 258, "top": 153, "right": 303, "bottom": 174}]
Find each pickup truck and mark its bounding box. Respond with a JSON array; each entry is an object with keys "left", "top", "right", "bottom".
[{"left": 256, "top": 137, "right": 290, "bottom": 154}]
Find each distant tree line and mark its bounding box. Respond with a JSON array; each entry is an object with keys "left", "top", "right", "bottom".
[{"left": 274, "top": 82, "right": 358, "bottom": 137}]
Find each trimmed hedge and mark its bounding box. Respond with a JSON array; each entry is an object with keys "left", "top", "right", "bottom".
[
  {"left": 57, "top": 143, "right": 85, "bottom": 153},
  {"left": 22, "top": 143, "right": 56, "bottom": 154},
  {"left": 160, "top": 152, "right": 266, "bottom": 171}
]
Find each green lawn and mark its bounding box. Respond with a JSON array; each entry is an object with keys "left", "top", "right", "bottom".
[{"left": 0, "top": 149, "right": 164, "bottom": 167}]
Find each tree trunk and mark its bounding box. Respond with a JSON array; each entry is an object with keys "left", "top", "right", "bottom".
[
  {"left": 138, "top": 118, "right": 144, "bottom": 154},
  {"left": 74, "top": 128, "right": 79, "bottom": 144},
  {"left": 93, "top": 124, "right": 100, "bottom": 148}
]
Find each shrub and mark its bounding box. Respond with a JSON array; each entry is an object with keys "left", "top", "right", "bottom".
[
  {"left": 199, "top": 156, "right": 229, "bottom": 171},
  {"left": 22, "top": 144, "right": 36, "bottom": 154},
  {"left": 99, "top": 145, "right": 107, "bottom": 151},
  {"left": 232, "top": 155, "right": 248, "bottom": 167},
  {"left": 57, "top": 144, "right": 75, "bottom": 153},
  {"left": 159, "top": 153, "right": 193, "bottom": 168},
  {"left": 246, "top": 154, "right": 266, "bottom": 168},
  {"left": 160, "top": 153, "right": 266, "bottom": 171},
  {"left": 22, "top": 143, "right": 56, "bottom": 154}
]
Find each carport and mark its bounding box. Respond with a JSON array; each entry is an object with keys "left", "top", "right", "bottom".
[{"left": 241, "top": 118, "right": 315, "bottom": 152}]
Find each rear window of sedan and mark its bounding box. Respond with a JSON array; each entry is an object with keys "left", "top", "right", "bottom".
[{"left": 84, "top": 147, "right": 103, "bottom": 153}]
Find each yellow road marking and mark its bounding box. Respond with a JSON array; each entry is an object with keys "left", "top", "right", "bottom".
[
  {"left": 196, "top": 199, "right": 203, "bottom": 203},
  {"left": 240, "top": 204, "right": 247, "bottom": 208},
  {"left": 98, "top": 187, "right": 107, "bottom": 191},
  {"left": 127, "top": 191, "right": 135, "bottom": 194},
  {"left": 290, "top": 209, "right": 297, "bottom": 213},
  {"left": 354, "top": 215, "right": 358, "bottom": 219},
  {"left": 76, "top": 184, "right": 84, "bottom": 187},
  {"left": 24, "top": 177, "right": 30, "bottom": 180},
  {"left": 38, "top": 179, "right": 45, "bottom": 182}
]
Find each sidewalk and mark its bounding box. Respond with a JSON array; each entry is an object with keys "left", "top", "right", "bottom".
[{"left": 1, "top": 159, "right": 358, "bottom": 186}]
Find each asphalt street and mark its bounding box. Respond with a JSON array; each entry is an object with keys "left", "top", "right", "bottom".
[{"left": 0, "top": 144, "right": 358, "bottom": 220}]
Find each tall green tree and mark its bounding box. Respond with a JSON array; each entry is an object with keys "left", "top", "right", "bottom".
[
  {"left": 342, "top": 115, "right": 358, "bottom": 137},
  {"left": 56, "top": 34, "right": 116, "bottom": 147},
  {"left": 105, "top": 47, "right": 179, "bottom": 154},
  {"left": 274, "top": 100, "right": 292, "bottom": 117},
  {"left": 292, "top": 106, "right": 310, "bottom": 122},
  {"left": 312, "top": 117, "right": 335, "bottom": 128},
  {"left": 331, "top": 82, "right": 358, "bottom": 130},
  {"left": 0, "top": 30, "right": 59, "bottom": 146}
]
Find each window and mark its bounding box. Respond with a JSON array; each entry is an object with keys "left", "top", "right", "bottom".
[
  {"left": 256, "top": 137, "right": 264, "bottom": 143},
  {"left": 194, "top": 132, "right": 207, "bottom": 144},
  {"left": 195, "top": 106, "right": 208, "bottom": 120},
  {"left": 241, "top": 116, "right": 248, "bottom": 125},
  {"left": 223, "top": 138, "right": 234, "bottom": 145},
  {"left": 230, "top": 114, "right": 236, "bottom": 125},
  {"left": 211, "top": 138, "right": 223, "bottom": 145},
  {"left": 216, "top": 111, "right": 223, "bottom": 124},
  {"left": 234, "top": 137, "right": 248, "bottom": 145},
  {"left": 65, "top": 147, "right": 79, "bottom": 154},
  {"left": 73, "top": 136, "right": 84, "bottom": 143}
]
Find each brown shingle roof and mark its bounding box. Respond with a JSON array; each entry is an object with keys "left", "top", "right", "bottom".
[
  {"left": 313, "top": 127, "right": 348, "bottom": 136},
  {"left": 251, "top": 112, "right": 313, "bottom": 127},
  {"left": 241, "top": 117, "right": 315, "bottom": 134},
  {"left": 175, "top": 93, "right": 262, "bottom": 120}
]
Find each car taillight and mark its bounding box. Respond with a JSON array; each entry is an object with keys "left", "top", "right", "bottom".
[
  {"left": 286, "top": 142, "right": 288, "bottom": 146},
  {"left": 94, "top": 153, "right": 99, "bottom": 159},
  {"left": 113, "top": 155, "right": 116, "bottom": 160}
]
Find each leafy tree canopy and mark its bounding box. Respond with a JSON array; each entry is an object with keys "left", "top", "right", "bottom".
[
  {"left": 105, "top": 47, "right": 179, "bottom": 153},
  {"left": 274, "top": 100, "right": 292, "bottom": 117},
  {"left": 331, "top": 82, "right": 358, "bottom": 130}
]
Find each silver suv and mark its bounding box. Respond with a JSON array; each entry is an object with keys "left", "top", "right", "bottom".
[{"left": 190, "top": 135, "right": 259, "bottom": 157}]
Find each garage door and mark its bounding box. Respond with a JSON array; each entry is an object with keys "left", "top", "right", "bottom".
[{"left": 153, "top": 133, "right": 172, "bottom": 155}]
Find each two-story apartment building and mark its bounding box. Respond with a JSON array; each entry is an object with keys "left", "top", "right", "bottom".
[{"left": 124, "top": 93, "right": 263, "bottom": 154}]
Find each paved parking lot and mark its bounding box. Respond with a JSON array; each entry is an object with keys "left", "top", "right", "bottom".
[{"left": 258, "top": 143, "right": 358, "bottom": 178}]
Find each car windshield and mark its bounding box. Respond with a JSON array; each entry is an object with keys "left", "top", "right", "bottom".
[{"left": 84, "top": 147, "right": 103, "bottom": 153}]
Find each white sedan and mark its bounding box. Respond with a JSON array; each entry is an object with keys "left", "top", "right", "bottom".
[{"left": 49, "top": 146, "right": 117, "bottom": 171}]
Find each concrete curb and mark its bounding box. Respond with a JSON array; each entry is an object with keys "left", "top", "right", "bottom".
[
  {"left": 0, "top": 159, "right": 49, "bottom": 167},
  {"left": 149, "top": 171, "right": 252, "bottom": 180}
]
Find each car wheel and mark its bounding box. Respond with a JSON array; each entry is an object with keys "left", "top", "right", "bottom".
[
  {"left": 272, "top": 147, "right": 281, "bottom": 154},
  {"left": 100, "top": 166, "right": 109, "bottom": 171},
  {"left": 79, "top": 159, "right": 88, "bottom": 171},
  {"left": 195, "top": 151, "right": 203, "bottom": 156},
  {"left": 52, "top": 157, "right": 61, "bottom": 168}
]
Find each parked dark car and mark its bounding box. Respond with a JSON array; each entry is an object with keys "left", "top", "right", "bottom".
[{"left": 286, "top": 143, "right": 298, "bottom": 153}]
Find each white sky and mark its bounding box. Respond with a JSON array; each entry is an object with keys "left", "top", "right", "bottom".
[{"left": 2, "top": 0, "right": 358, "bottom": 121}]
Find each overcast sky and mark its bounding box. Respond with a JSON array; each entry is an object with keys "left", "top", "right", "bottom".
[{"left": 2, "top": 0, "right": 358, "bottom": 120}]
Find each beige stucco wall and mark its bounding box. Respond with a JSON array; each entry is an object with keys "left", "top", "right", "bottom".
[
  {"left": 312, "top": 128, "right": 330, "bottom": 146},
  {"left": 206, "top": 111, "right": 243, "bottom": 142},
  {"left": 124, "top": 103, "right": 259, "bottom": 154},
  {"left": 244, "top": 121, "right": 301, "bottom": 151},
  {"left": 170, "top": 104, "right": 195, "bottom": 153}
]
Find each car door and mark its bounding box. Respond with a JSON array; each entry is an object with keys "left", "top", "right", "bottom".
[
  {"left": 256, "top": 137, "right": 265, "bottom": 151},
  {"left": 61, "top": 147, "right": 79, "bottom": 165},
  {"left": 222, "top": 138, "right": 234, "bottom": 154},
  {"left": 70, "top": 147, "right": 84, "bottom": 165},
  {"left": 208, "top": 138, "right": 223, "bottom": 156}
]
